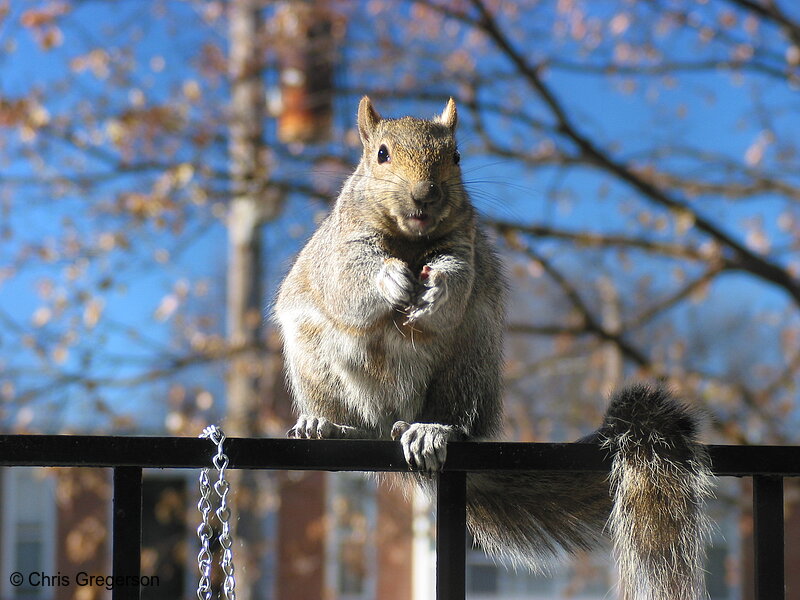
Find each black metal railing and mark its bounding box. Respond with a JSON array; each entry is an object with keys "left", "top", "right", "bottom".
[{"left": 1, "top": 435, "right": 798, "bottom": 600}]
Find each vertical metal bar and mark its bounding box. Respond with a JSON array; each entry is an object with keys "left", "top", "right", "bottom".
[
  {"left": 436, "top": 470, "right": 467, "bottom": 600},
  {"left": 112, "top": 466, "right": 143, "bottom": 600},
  {"left": 753, "top": 475, "right": 784, "bottom": 600}
]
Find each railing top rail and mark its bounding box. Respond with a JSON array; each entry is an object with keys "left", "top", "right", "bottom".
[{"left": 0, "top": 435, "right": 797, "bottom": 476}]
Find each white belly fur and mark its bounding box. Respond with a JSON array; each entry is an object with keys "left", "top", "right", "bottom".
[{"left": 278, "top": 303, "right": 437, "bottom": 430}]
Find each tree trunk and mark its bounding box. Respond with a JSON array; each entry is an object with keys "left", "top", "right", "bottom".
[
  {"left": 227, "top": 1, "right": 269, "bottom": 598},
  {"left": 227, "top": 0, "right": 266, "bottom": 438}
]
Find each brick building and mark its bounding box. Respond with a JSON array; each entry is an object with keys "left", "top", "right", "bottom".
[{"left": 0, "top": 465, "right": 795, "bottom": 599}]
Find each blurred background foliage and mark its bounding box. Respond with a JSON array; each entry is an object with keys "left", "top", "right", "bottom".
[{"left": 0, "top": 0, "right": 798, "bottom": 447}]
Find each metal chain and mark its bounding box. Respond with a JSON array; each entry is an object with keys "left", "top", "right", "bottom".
[
  {"left": 197, "top": 425, "right": 237, "bottom": 600},
  {"left": 196, "top": 464, "right": 214, "bottom": 600}
]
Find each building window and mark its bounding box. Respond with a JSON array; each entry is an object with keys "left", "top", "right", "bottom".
[
  {"left": 327, "top": 472, "right": 377, "bottom": 600},
  {"left": 704, "top": 488, "right": 741, "bottom": 600},
  {"left": 1, "top": 467, "right": 56, "bottom": 600},
  {"left": 467, "top": 543, "right": 610, "bottom": 599}
]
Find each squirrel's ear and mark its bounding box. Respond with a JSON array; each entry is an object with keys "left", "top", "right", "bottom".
[
  {"left": 438, "top": 97, "right": 457, "bottom": 133},
  {"left": 357, "top": 96, "right": 381, "bottom": 146}
]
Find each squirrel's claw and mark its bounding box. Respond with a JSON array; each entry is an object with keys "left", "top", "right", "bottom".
[
  {"left": 288, "top": 415, "right": 349, "bottom": 439},
  {"left": 391, "top": 420, "right": 411, "bottom": 439},
  {"left": 402, "top": 307, "right": 425, "bottom": 325},
  {"left": 393, "top": 421, "right": 451, "bottom": 474},
  {"left": 403, "top": 270, "right": 448, "bottom": 325},
  {"left": 403, "top": 294, "right": 437, "bottom": 325}
]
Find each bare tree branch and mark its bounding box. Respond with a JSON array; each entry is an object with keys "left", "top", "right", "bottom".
[{"left": 462, "top": 0, "right": 800, "bottom": 305}]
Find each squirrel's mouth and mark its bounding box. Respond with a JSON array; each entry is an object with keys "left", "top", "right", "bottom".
[{"left": 403, "top": 211, "right": 433, "bottom": 234}]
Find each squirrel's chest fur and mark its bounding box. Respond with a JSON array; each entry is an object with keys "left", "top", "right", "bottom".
[{"left": 275, "top": 219, "right": 456, "bottom": 433}]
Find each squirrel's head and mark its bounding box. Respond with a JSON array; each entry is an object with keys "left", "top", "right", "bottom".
[{"left": 353, "top": 96, "right": 467, "bottom": 238}]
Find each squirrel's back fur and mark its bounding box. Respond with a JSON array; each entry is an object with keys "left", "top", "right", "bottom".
[{"left": 274, "top": 98, "right": 712, "bottom": 600}]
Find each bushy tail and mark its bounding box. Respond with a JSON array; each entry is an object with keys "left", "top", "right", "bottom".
[
  {"left": 467, "top": 470, "right": 610, "bottom": 570},
  {"left": 600, "top": 383, "right": 713, "bottom": 600},
  {"left": 466, "top": 383, "right": 712, "bottom": 600}
]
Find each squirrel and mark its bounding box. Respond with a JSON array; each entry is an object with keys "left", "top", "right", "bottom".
[{"left": 273, "top": 97, "right": 713, "bottom": 600}]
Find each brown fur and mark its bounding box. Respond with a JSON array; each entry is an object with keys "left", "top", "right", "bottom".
[{"left": 273, "top": 99, "right": 711, "bottom": 598}]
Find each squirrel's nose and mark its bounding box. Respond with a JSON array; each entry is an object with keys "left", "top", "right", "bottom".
[{"left": 411, "top": 181, "right": 442, "bottom": 206}]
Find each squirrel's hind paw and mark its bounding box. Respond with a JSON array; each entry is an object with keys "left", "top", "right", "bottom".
[
  {"left": 392, "top": 421, "right": 453, "bottom": 473},
  {"left": 288, "top": 415, "right": 353, "bottom": 439}
]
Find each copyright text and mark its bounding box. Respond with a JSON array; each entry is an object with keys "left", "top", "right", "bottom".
[{"left": 10, "top": 571, "right": 159, "bottom": 590}]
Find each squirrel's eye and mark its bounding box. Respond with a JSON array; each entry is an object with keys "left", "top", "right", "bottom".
[
  {"left": 453, "top": 150, "right": 461, "bottom": 165},
  {"left": 377, "top": 144, "right": 390, "bottom": 164}
]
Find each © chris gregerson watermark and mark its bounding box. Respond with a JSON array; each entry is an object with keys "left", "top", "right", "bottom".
[{"left": 9, "top": 571, "right": 160, "bottom": 591}]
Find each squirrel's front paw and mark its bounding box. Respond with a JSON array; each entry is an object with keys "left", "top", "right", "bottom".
[
  {"left": 392, "top": 421, "right": 452, "bottom": 473},
  {"left": 377, "top": 259, "right": 417, "bottom": 308},
  {"left": 288, "top": 415, "right": 352, "bottom": 439},
  {"left": 405, "top": 268, "right": 448, "bottom": 324}
]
